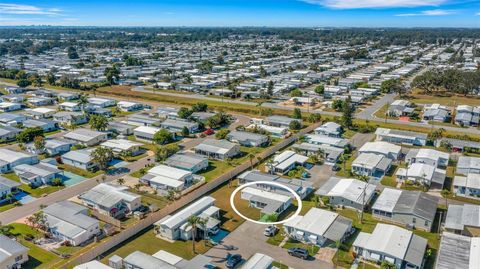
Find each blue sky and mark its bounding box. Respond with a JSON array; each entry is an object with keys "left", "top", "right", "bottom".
[{"left": 0, "top": 0, "right": 479, "bottom": 27}]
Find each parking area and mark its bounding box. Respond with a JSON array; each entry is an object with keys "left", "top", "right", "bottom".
[
  {"left": 204, "top": 220, "right": 339, "bottom": 269},
  {"left": 309, "top": 164, "right": 336, "bottom": 188}
]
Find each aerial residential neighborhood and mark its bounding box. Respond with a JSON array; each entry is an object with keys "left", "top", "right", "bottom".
[{"left": 0, "top": 2, "right": 479, "bottom": 269}]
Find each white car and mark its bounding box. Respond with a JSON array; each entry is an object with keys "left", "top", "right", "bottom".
[{"left": 263, "top": 225, "right": 278, "bottom": 237}]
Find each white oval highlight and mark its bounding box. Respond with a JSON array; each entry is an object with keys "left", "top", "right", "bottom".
[{"left": 229, "top": 180, "right": 302, "bottom": 225}]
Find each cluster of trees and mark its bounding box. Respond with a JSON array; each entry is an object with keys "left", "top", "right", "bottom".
[
  {"left": 155, "top": 144, "right": 180, "bottom": 162},
  {"left": 380, "top": 79, "right": 406, "bottom": 96},
  {"left": 341, "top": 96, "right": 355, "bottom": 129},
  {"left": 411, "top": 68, "right": 480, "bottom": 95},
  {"left": 176, "top": 103, "right": 208, "bottom": 119},
  {"left": 67, "top": 46, "right": 79, "bottom": 59},
  {"left": 123, "top": 54, "right": 143, "bottom": 66},
  {"left": 104, "top": 65, "right": 121, "bottom": 85},
  {"left": 341, "top": 48, "right": 369, "bottom": 60},
  {"left": 205, "top": 112, "right": 232, "bottom": 129},
  {"left": 16, "top": 127, "right": 44, "bottom": 143},
  {"left": 197, "top": 60, "right": 214, "bottom": 73},
  {"left": 89, "top": 115, "right": 109, "bottom": 131},
  {"left": 1, "top": 28, "right": 480, "bottom": 58},
  {"left": 153, "top": 129, "right": 174, "bottom": 145},
  {"left": 91, "top": 147, "right": 114, "bottom": 171}
]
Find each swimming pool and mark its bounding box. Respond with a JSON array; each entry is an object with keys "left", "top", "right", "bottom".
[
  {"left": 14, "top": 192, "right": 36, "bottom": 204},
  {"left": 62, "top": 171, "right": 87, "bottom": 187},
  {"left": 209, "top": 229, "right": 230, "bottom": 243}
]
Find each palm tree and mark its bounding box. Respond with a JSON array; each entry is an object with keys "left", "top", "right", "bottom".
[
  {"left": 256, "top": 156, "right": 262, "bottom": 168},
  {"left": 186, "top": 215, "right": 207, "bottom": 254},
  {"left": 116, "top": 178, "right": 125, "bottom": 186},
  {"left": 166, "top": 189, "right": 177, "bottom": 201},
  {"left": 78, "top": 93, "right": 89, "bottom": 111},
  {"left": 339, "top": 154, "right": 350, "bottom": 175},
  {"left": 441, "top": 189, "right": 451, "bottom": 208},
  {"left": 248, "top": 153, "right": 255, "bottom": 170}
]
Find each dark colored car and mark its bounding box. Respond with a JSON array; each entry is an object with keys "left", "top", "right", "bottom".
[
  {"left": 225, "top": 253, "right": 242, "bottom": 268},
  {"left": 288, "top": 247, "right": 309, "bottom": 260}
]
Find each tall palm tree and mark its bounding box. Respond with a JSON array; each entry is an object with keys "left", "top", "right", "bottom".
[
  {"left": 248, "top": 153, "right": 255, "bottom": 170},
  {"left": 186, "top": 215, "right": 207, "bottom": 254},
  {"left": 78, "top": 93, "right": 89, "bottom": 111}
]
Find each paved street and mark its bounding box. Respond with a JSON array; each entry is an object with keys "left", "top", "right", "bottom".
[
  {"left": 204, "top": 220, "right": 339, "bottom": 269},
  {"left": 356, "top": 93, "right": 396, "bottom": 119}
]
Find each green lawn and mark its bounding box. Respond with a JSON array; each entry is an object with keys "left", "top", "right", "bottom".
[
  {"left": 55, "top": 245, "right": 83, "bottom": 255},
  {"left": 130, "top": 189, "right": 170, "bottom": 209},
  {"left": 266, "top": 225, "right": 286, "bottom": 246},
  {"left": 373, "top": 104, "right": 398, "bottom": 120},
  {"left": 282, "top": 238, "right": 320, "bottom": 256},
  {"left": 130, "top": 169, "right": 147, "bottom": 178},
  {"left": 272, "top": 261, "right": 289, "bottom": 269},
  {"left": 58, "top": 164, "right": 103, "bottom": 178},
  {"left": 407, "top": 90, "right": 480, "bottom": 107},
  {"left": 335, "top": 154, "right": 355, "bottom": 177},
  {"left": 100, "top": 227, "right": 209, "bottom": 263},
  {"left": 199, "top": 160, "right": 234, "bottom": 182},
  {"left": 10, "top": 223, "right": 61, "bottom": 269},
  {"left": 209, "top": 181, "right": 249, "bottom": 232},
  {"left": 0, "top": 203, "right": 16, "bottom": 212},
  {"left": 380, "top": 164, "right": 400, "bottom": 188}
]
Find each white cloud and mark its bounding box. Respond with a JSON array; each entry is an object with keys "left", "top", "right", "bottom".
[
  {"left": 476, "top": 12, "right": 480, "bottom": 15},
  {"left": 395, "top": 9, "right": 457, "bottom": 16},
  {"left": 299, "top": 0, "right": 446, "bottom": 9},
  {"left": 0, "top": 3, "right": 62, "bottom": 15}
]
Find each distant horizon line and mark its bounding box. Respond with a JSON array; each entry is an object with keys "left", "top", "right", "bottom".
[{"left": 0, "top": 25, "right": 479, "bottom": 29}]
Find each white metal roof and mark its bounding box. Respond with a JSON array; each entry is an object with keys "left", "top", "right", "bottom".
[
  {"left": 284, "top": 208, "right": 338, "bottom": 237},
  {"left": 101, "top": 139, "right": 142, "bottom": 151},
  {"left": 240, "top": 253, "right": 273, "bottom": 269},
  {"left": 148, "top": 164, "right": 192, "bottom": 180},
  {"left": 372, "top": 188, "right": 402, "bottom": 213},
  {"left": 241, "top": 187, "right": 291, "bottom": 204},
  {"left": 134, "top": 125, "right": 161, "bottom": 135},
  {"left": 359, "top": 141, "right": 401, "bottom": 156},
  {"left": 326, "top": 178, "right": 375, "bottom": 204}
]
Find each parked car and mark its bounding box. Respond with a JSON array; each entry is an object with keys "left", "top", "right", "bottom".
[
  {"left": 264, "top": 225, "right": 278, "bottom": 237},
  {"left": 225, "top": 253, "right": 242, "bottom": 268},
  {"left": 203, "top": 128, "right": 215, "bottom": 135},
  {"left": 288, "top": 247, "right": 309, "bottom": 260}
]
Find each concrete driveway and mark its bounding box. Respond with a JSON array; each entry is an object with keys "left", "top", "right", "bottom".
[
  {"left": 204, "top": 220, "right": 339, "bottom": 269},
  {"left": 348, "top": 133, "right": 375, "bottom": 150},
  {"left": 309, "top": 164, "right": 335, "bottom": 188}
]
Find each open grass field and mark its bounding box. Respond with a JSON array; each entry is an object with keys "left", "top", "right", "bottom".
[{"left": 406, "top": 90, "right": 480, "bottom": 107}]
